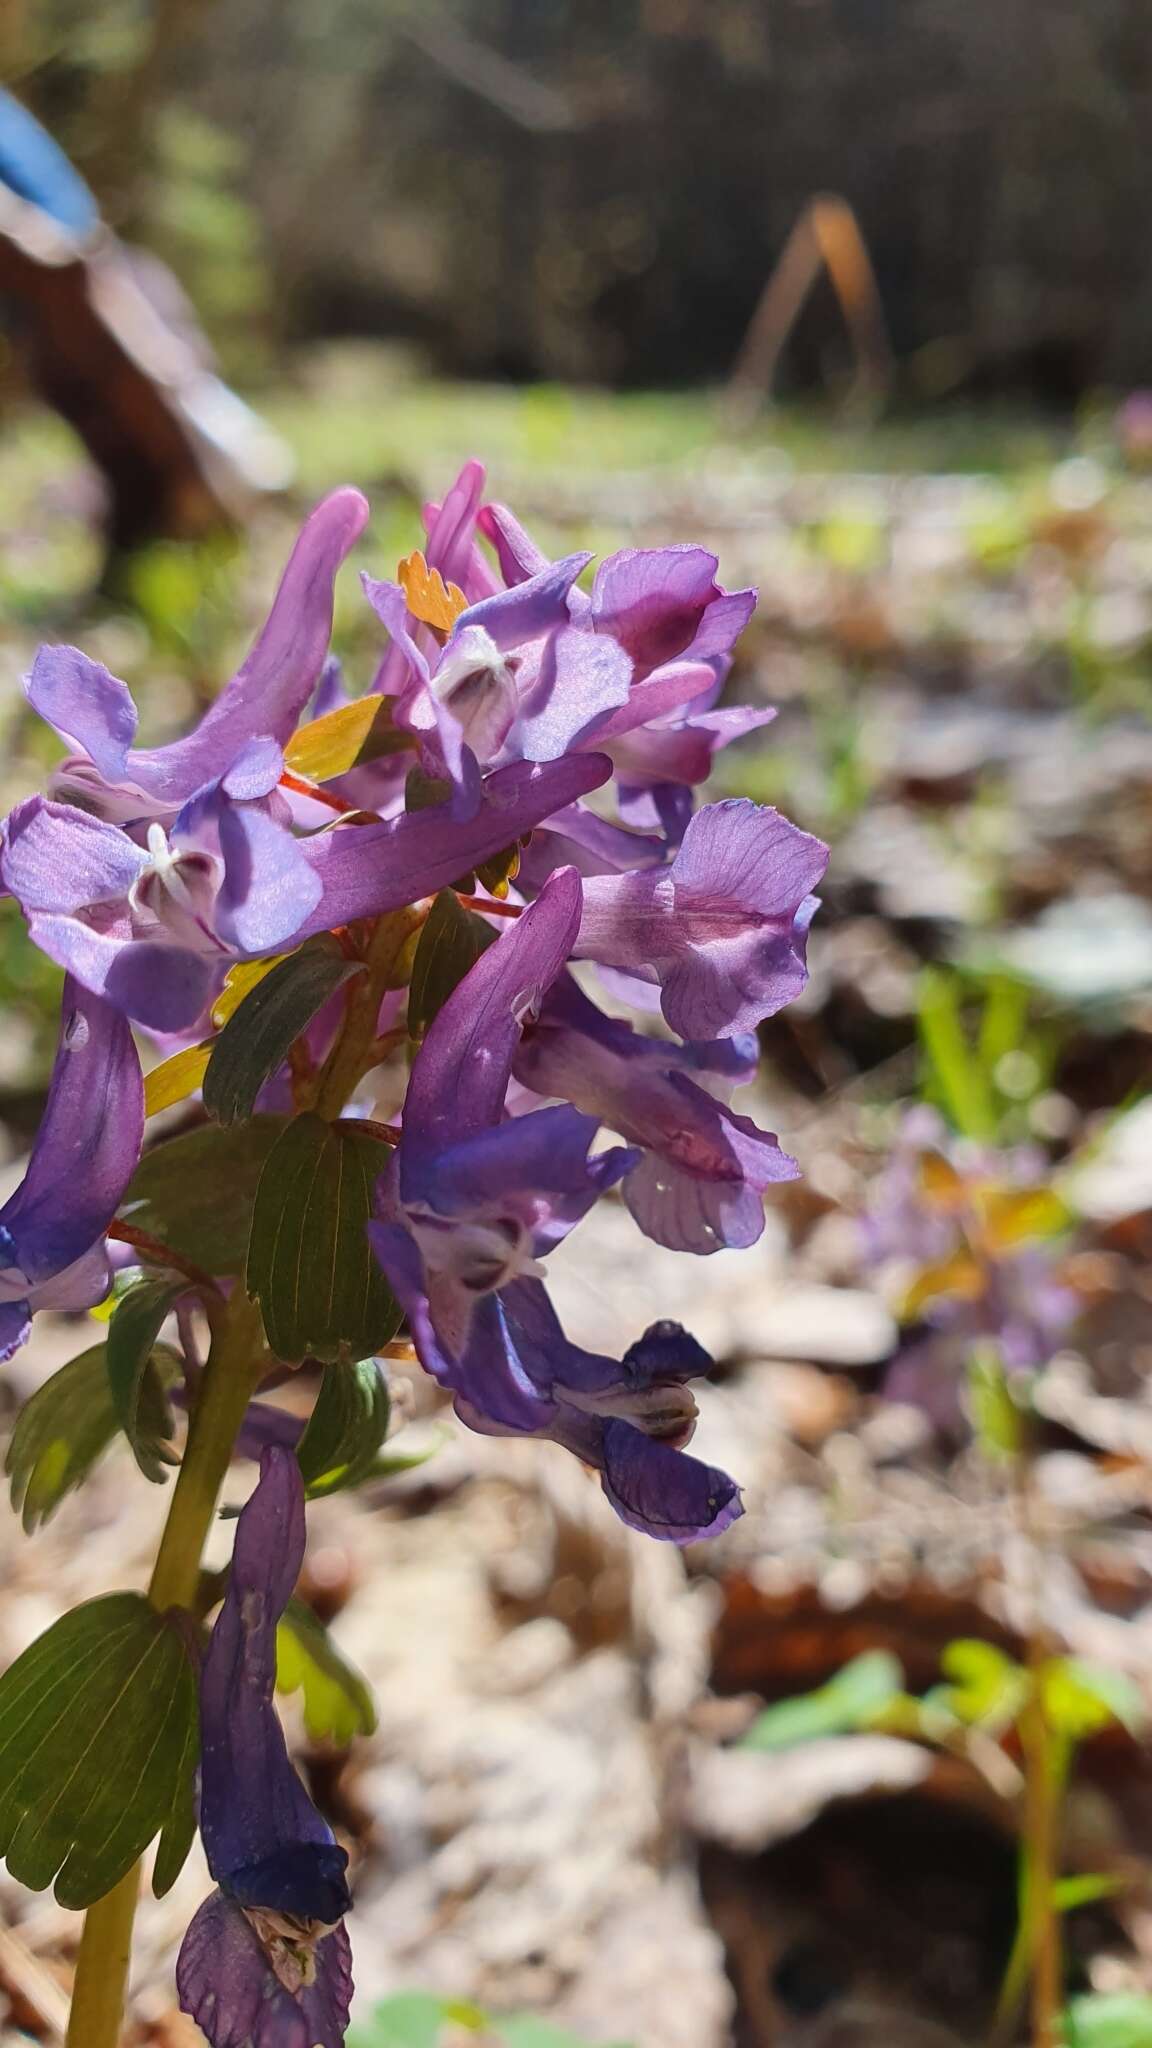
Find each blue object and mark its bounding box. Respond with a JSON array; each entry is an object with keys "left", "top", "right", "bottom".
[{"left": 0, "top": 89, "right": 99, "bottom": 237}]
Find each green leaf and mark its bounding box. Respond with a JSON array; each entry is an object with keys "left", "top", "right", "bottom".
[
  {"left": 121, "top": 1116, "right": 286, "bottom": 1274},
  {"left": 105, "top": 1281, "right": 186, "bottom": 1482},
  {"left": 0, "top": 1593, "right": 198, "bottom": 1907},
  {"left": 277, "top": 1599, "right": 377, "bottom": 1743},
  {"left": 152, "top": 1678, "right": 200, "bottom": 1897},
  {"left": 1042, "top": 1658, "right": 1146, "bottom": 1741},
  {"left": 740, "top": 1651, "right": 905, "bottom": 1752},
  {"left": 1065, "top": 1992, "right": 1152, "bottom": 2048},
  {"left": 407, "top": 889, "right": 497, "bottom": 1038},
  {"left": 1052, "top": 1872, "right": 1125, "bottom": 1913},
  {"left": 6, "top": 1344, "right": 120, "bottom": 1531},
  {"left": 966, "top": 1347, "right": 1026, "bottom": 1462},
  {"left": 348, "top": 1992, "right": 450, "bottom": 2048},
  {"left": 937, "top": 1639, "right": 1028, "bottom": 1734},
  {"left": 918, "top": 966, "right": 997, "bottom": 1141},
  {"left": 498, "top": 2022, "right": 632, "bottom": 2048},
  {"left": 246, "top": 1113, "right": 402, "bottom": 1364},
  {"left": 204, "top": 938, "right": 365, "bottom": 1125},
  {"left": 297, "top": 1358, "right": 391, "bottom": 1498}
]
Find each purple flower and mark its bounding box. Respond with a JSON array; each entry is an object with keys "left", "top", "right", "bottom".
[
  {"left": 2, "top": 492, "right": 369, "bottom": 1031},
  {"left": 574, "top": 797, "right": 827, "bottom": 1038},
  {"left": 584, "top": 543, "right": 756, "bottom": 682},
  {"left": 366, "top": 869, "right": 741, "bottom": 1539},
  {"left": 0, "top": 977, "right": 143, "bottom": 1360},
  {"left": 364, "top": 554, "right": 631, "bottom": 818},
  {"left": 177, "top": 1447, "right": 352, "bottom": 2048},
  {"left": 450, "top": 1287, "right": 744, "bottom": 1544},
  {"left": 31, "top": 490, "right": 369, "bottom": 821},
  {"left": 513, "top": 976, "right": 798, "bottom": 1253}
]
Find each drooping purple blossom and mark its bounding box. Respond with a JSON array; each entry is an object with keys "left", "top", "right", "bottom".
[
  {"left": 574, "top": 797, "right": 827, "bottom": 1038},
  {"left": 513, "top": 975, "right": 798, "bottom": 1253},
  {"left": 177, "top": 1447, "right": 352, "bottom": 2048},
  {"left": 0, "top": 977, "right": 143, "bottom": 1360},
  {"left": 366, "top": 868, "right": 742, "bottom": 1539}
]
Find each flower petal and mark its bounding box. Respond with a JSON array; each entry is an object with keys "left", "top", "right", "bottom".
[
  {"left": 177, "top": 1890, "right": 352, "bottom": 2048},
  {"left": 295, "top": 754, "right": 610, "bottom": 939},
  {"left": 200, "top": 1447, "right": 351, "bottom": 1923},
  {"left": 0, "top": 977, "right": 143, "bottom": 1284}
]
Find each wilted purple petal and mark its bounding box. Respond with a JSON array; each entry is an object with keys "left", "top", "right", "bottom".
[
  {"left": 177, "top": 1890, "right": 352, "bottom": 2048},
  {"left": 200, "top": 1448, "right": 350, "bottom": 1924}
]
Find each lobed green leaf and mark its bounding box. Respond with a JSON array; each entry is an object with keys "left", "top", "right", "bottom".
[
  {"left": 6, "top": 1345, "right": 120, "bottom": 1532},
  {"left": 277, "top": 1599, "right": 377, "bottom": 1744},
  {"left": 0, "top": 1593, "right": 198, "bottom": 1908},
  {"left": 105, "top": 1280, "right": 186, "bottom": 1483}
]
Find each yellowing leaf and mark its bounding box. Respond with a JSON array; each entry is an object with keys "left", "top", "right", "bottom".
[
  {"left": 978, "top": 1185, "right": 1071, "bottom": 1250},
  {"left": 918, "top": 1150, "right": 967, "bottom": 1210},
  {"left": 398, "top": 549, "right": 468, "bottom": 632},
  {"left": 902, "top": 1248, "right": 984, "bottom": 1317},
  {"left": 211, "top": 956, "right": 286, "bottom": 1027},
  {"left": 143, "top": 1042, "right": 212, "bottom": 1117},
  {"left": 284, "top": 696, "right": 410, "bottom": 782}
]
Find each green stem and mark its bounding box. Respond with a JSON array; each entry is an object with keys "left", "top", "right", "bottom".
[
  {"left": 311, "top": 910, "right": 420, "bottom": 1119},
  {"left": 65, "top": 1290, "right": 265, "bottom": 2048}
]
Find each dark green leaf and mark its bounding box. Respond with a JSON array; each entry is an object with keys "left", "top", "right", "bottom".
[
  {"left": 407, "top": 889, "right": 497, "bottom": 1038},
  {"left": 246, "top": 1113, "right": 402, "bottom": 1364},
  {"left": 152, "top": 1682, "right": 200, "bottom": 1898},
  {"left": 404, "top": 768, "right": 451, "bottom": 813},
  {"left": 0, "top": 1593, "right": 198, "bottom": 1907},
  {"left": 740, "top": 1651, "right": 904, "bottom": 1752},
  {"left": 1065, "top": 1992, "right": 1152, "bottom": 2048},
  {"left": 121, "top": 1117, "right": 286, "bottom": 1274},
  {"left": 204, "top": 938, "right": 365, "bottom": 1126},
  {"left": 6, "top": 1344, "right": 120, "bottom": 1531},
  {"left": 473, "top": 843, "right": 522, "bottom": 898},
  {"left": 277, "top": 1599, "right": 377, "bottom": 1743},
  {"left": 106, "top": 1281, "right": 186, "bottom": 1483},
  {"left": 297, "top": 1358, "right": 391, "bottom": 1498}
]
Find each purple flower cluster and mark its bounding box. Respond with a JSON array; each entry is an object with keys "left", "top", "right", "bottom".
[
  {"left": 0, "top": 464, "right": 829, "bottom": 2045},
  {"left": 1, "top": 464, "right": 825, "bottom": 1545}
]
